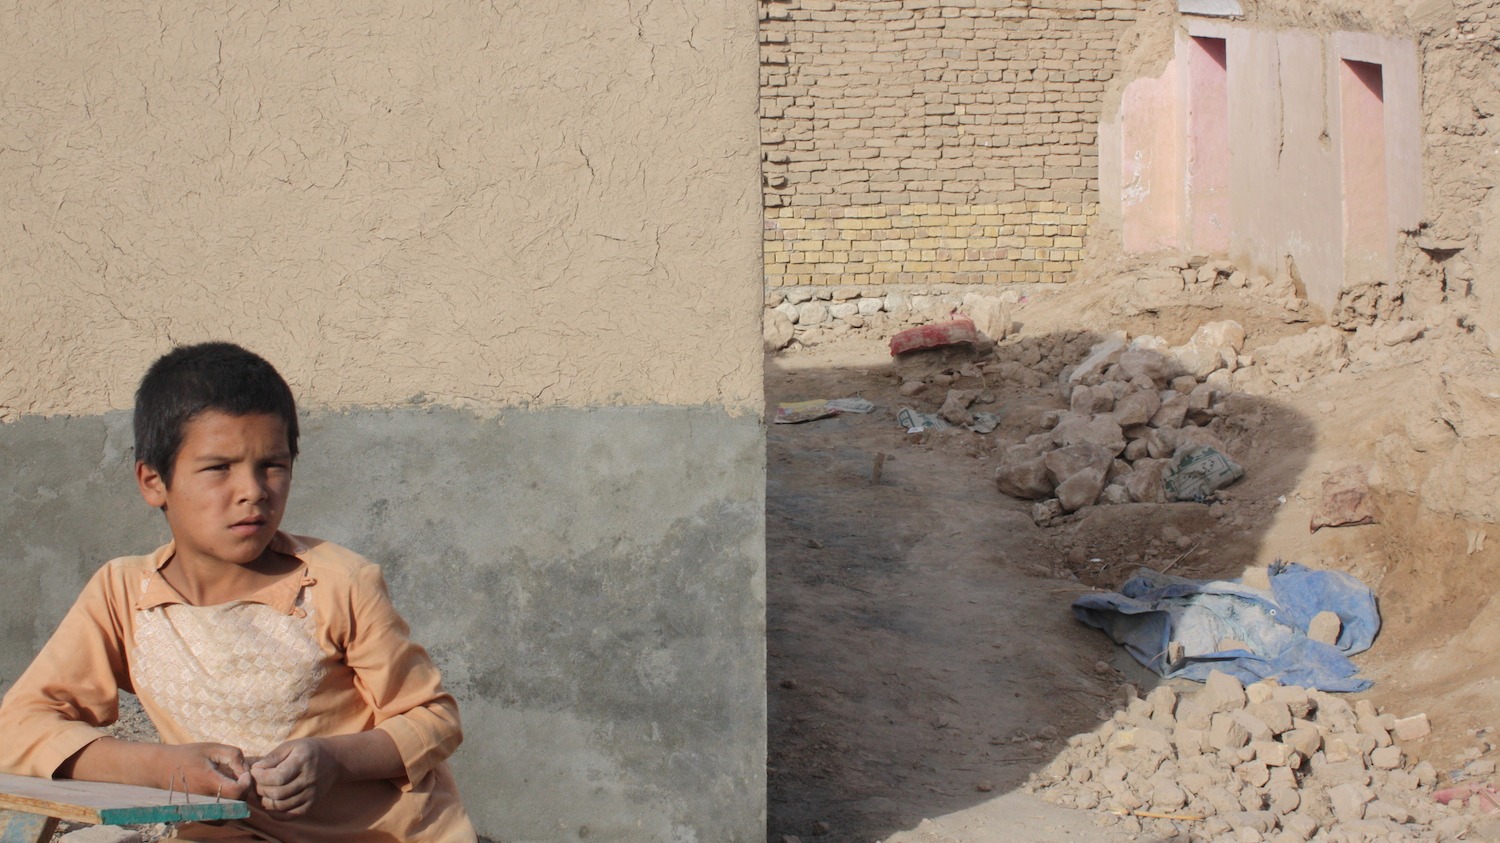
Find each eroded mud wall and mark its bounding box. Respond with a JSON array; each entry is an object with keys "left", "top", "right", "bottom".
[{"left": 0, "top": 3, "right": 765, "bottom": 840}]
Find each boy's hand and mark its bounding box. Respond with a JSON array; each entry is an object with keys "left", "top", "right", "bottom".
[
  {"left": 157, "top": 742, "right": 252, "bottom": 800},
  {"left": 250, "top": 738, "right": 338, "bottom": 819}
]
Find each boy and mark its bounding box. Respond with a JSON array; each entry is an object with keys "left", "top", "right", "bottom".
[{"left": 0, "top": 342, "right": 476, "bottom": 842}]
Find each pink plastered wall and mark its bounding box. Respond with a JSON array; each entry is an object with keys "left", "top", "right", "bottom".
[{"left": 1100, "top": 20, "right": 1421, "bottom": 312}]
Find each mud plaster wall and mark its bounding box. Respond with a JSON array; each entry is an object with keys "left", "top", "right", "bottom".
[
  {"left": 0, "top": 3, "right": 766, "bottom": 841},
  {"left": 759, "top": 0, "right": 1153, "bottom": 288},
  {"left": 1096, "top": 0, "right": 1499, "bottom": 345},
  {"left": 0, "top": 0, "right": 761, "bottom": 420}
]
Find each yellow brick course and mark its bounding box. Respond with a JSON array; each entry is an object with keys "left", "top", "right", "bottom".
[{"left": 763, "top": 200, "right": 1096, "bottom": 287}]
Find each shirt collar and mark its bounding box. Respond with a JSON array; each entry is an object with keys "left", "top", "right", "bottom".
[{"left": 134, "top": 531, "right": 318, "bottom": 617}]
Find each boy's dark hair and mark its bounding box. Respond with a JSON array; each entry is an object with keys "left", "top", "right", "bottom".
[{"left": 133, "top": 342, "right": 299, "bottom": 486}]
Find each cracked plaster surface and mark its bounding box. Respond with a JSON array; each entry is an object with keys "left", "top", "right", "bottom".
[{"left": 0, "top": 0, "right": 762, "bottom": 419}]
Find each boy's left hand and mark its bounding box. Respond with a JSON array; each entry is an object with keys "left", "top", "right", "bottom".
[{"left": 250, "top": 738, "right": 339, "bottom": 819}]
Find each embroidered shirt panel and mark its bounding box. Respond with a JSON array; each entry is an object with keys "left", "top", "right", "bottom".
[{"left": 132, "top": 595, "right": 326, "bottom": 758}]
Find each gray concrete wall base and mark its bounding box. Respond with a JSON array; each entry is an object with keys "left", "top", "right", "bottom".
[{"left": 0, "top": 406, "right": 766, "bottom": 842}]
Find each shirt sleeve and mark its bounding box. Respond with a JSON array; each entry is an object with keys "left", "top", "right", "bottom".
[
  {"left": 341, "top": 563, "right": 463, "bottom": 790},
  {"left": 0, "top": 564, "right": 130, "bottom": 778}
]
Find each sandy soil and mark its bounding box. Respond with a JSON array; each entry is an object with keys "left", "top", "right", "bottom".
[{"left": 766, "top": 277, "right": 1500, "bottom": 842}]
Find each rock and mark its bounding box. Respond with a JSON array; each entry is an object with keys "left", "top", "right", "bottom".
[
  {"left": 1225, "top": 810, "right": 1277, "bottom": 834},
  {"left": 1117, "top": 349, "right": 1174, "bottom": 384},
  {"left": 1152, "top": 781, "right": 1188, "bottom": 811},
  {"left": 1238, "top": 759, "right": 1271, "bottom": 787},
  {"left": 828, "top": 302, "right": 859, "bottom": 320},
  {"left": 1210, "top": 713, "right": 1251, "bottom": 751},
  {"left": 1113, "top": 389, "right": 1162, "bottom": 427},
  {"left": 1196, "top": 320, "right": 1247, "bottom": 353},
  {"left": 1124, "top": 459, "right": 1169, "bottom": 503},
  {"left": 1175, "top": 697, "right": 1212, "bottom": 730},
  {"left": 1030, "top": 499, "right": 1063, "bottom": 526},
  {"left": 831, "top": 287, "right": 860, "bottom": 301},
  {"left": 1070, "top": 383, "right": 1115, "bottom": 415},
  {"left": 1044, "top": 444, "right": 1116, "bottom": 486},
  {"left": 1151, "top": 393, "right": 1189, "bottom": 429},
  {"left": 1365, "top": 799, "right": 1411, "bottom": 823},
  {"left": 1175, "top": 726, "right": 1208, "bottom": 757},
  {"left": 1252, "top": 741, "right": 1301, "bottom": 768},
  {"left": 899, "top": 380, "right": 929, "bottom": 397},
  {"left": 797, "top": 302, "right": 829, "bottom": 325},
  {"left": 1306, "top": 611, "right": 1342, "bottom": 645},
  {"left": 966, "top": 296, "right": 1013, "bottom": 341},
  {"left": 1247, "top": 701, "right": 1293, "bottom": 736},
  {"left": 1204, "top": 671, "right": 1248, "bottom": 713},
  {"left": 1371, "top": 746, "right": 1402, "bottom": 769},
  {"left": 1312, "top": 693, "right": 1357, "bottom": 733},
  {"left": 1069, "top": 332, "right": 1129, "bottom": 384},
  {"left": 1271, "top": 685, "right": 1313, "bottom": 719},
  {"left": 764, "top": 310, "right": 795, "bottom": 350},
  {"left": 883, "top": 290, "right": 910, "bottom": 313},
  {"left": 1109, "top": 725, "right": 1173, "bottom": 755},
  {"left": 1282, "top": 728, "right": 1322, "bottom": 758},
  {"left": 785, "top": 289, "right": 813, "bottom": 305},
  {"left": 1281, "top": 813, "right": 1318, "bottom": 840},
  {"left": 1051, "top": 414, "right": 1127, "bottom": 456},
  {"left": 1056, "top": 468, "right": 1108, "bottom": 512},
  {"left": 1268, "top": 785, "right": 1300, "bottom": 815},
  {"left": 775, "top": 300, "right": 800, "bottom": 323},
  {"left": 1232, "top": 711, "right": 1274, "bottom": 742},
  {"left": 1393, "top": 713, "right": 1431, "bottom": 741},
  {"left": 939, "top": 389, "right": 975, "bottom": 426},
  {"left": 1145, "top": 686, "right": 1178, "bottom": 721},
  {"left": 996, "top": 457, "right": 1055, "bottom": 500},
  {"left": 1328, "top": 782, "right": 1372, "bottom": 822},
  {"left": 857, "top": 297, "right": 884, "bottom": 316},
  {"left": 1101, "top": 484, "right": 1132, "bottom": 505}
]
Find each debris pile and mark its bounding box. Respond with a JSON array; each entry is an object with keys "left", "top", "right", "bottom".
[
  {"left": 991, "top": 323, "right": 1250, "bottom": 522},
  {"left": 1026, "top": 672, "right": 1476, "bottom": 841}
]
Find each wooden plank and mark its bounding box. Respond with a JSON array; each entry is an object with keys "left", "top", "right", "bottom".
[
  {"left": 0, "top": 773, "right": 249, "bottom": 825},
  {"left": 0, "top": 810, "right": 58, "bottom": 843}
]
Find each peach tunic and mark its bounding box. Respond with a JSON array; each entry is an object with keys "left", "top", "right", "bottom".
[{"left": 0, "top": 533, "right": 475, "bottom": 842}]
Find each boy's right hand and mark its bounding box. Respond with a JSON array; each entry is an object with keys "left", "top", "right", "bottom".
[
  {"left": 59, "top": 737, "right": 253, "bottom": 802},
  {"left": 155, "top": 742, "right": 253, "bottom": 800}
]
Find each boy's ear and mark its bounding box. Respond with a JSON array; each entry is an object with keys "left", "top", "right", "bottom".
[{"left": 136, "top": 460, "right": 169, "bottom": 509}]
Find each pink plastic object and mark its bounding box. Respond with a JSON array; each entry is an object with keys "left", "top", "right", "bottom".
[
  {"left": 889, "top": 317, "right": 980, "bottom": 356},
  {"left": 1434, "top": 782, "right": 1500, "bottom": 815}
]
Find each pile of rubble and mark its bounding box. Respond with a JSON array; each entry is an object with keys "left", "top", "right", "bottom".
[
  {"left": 1027, "top": 672, "right": 1478, "bottom": 841},
  {"left": 991, "top": 324, "right": 1250, "bottom": 522}
]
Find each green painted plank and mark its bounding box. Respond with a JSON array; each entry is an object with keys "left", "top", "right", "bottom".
[{"left": 0, "top": 773, "right": 249, "bottom": 825}]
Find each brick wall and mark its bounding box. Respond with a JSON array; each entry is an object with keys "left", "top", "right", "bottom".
[{"left": 760, "top": 0, "right": 1149, "bottom": 287}]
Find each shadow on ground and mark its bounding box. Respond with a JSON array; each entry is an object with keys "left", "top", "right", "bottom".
[{"left": 765, "top": 329, "right": 1314, "bottom": 843}]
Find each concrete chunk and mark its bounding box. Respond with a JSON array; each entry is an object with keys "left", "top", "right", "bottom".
[
  {"left": 1328, "top": 782, "right": 1373, "bottom": 823},
  {"left": 1210, "top": 713, "right": 1251, "bottom": 751},
  {"left": 1307, "top": 610, "right": 1342, "bottom": 645},
  {"left": 1393, "top": 712, "right": 1431, "bottom": 741},
  {"left": 1247, "top": 701, "right": 1293, "bottom": 735},
  {"left": 1203, "top": 670, "right": 1247, "bottom": 713}
]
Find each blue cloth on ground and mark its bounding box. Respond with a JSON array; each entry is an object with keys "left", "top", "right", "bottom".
[{"left": 1071, "top": 561, "right": 1379, "bottom": 692}]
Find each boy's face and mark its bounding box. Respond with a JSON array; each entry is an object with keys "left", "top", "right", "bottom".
[{"left": 136, "top": 410, "right": 293, "bottom": 570}]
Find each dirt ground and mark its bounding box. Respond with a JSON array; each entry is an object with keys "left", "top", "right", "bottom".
[{"left": 765, "top": 275, "right": 1500, "bottom": 842}]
